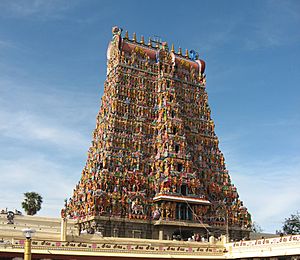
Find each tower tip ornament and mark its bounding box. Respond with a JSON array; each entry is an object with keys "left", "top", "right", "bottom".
[
  {"left": 190, "top": 50, "right": 199, "bottom": 61},
  {"left": 133, "top": 32, "right": 137, "bottom": 42},
  {"left": 171, "top": 43, "right": 175, "bottom": 52},
  {"left": 185, "top": 49, "right": 189, "bottom": 58},
  {"left": 112, "top": 26, "right": 122, "bottom": 36},
  {"left": 140, "top": 35, "right": 145, "bottom": 44},
  {"left": 124, "top": 30, "right": 129, "bottom": 39},
  {"left": 178, "top": 47, "right": 182, "bottom": 55}
]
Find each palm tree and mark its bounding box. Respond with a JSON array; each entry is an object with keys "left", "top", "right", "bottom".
[{"left": 21, "top": 192, "right": 43, "bottom": 215}]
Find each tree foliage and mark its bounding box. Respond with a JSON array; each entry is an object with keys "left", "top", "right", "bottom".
[
  {"left": 21, "top": 192, "right": 43, "bottom": 216},
  {"left": 282, "top": 212, "right": 300, "bottom": 235}
]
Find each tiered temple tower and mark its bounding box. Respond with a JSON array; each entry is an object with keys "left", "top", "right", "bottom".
[{"left": 64, "top": 27, "right": 251, "bottom": 240}]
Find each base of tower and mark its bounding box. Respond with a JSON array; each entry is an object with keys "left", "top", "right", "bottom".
[{"left": 75, "top": 216, "right": 250, "bottom": 241}]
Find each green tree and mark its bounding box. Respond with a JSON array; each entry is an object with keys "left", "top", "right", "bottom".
[
  {"left": 282, "top": 212, "right": 300, "bottom": 235},
  {"left": 21, "top": 192, "right": 43, "bottom": 215}
]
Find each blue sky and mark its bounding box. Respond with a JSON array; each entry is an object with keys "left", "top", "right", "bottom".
[{"left": 0, "top": 0, "right": 299, "bottom": 233}]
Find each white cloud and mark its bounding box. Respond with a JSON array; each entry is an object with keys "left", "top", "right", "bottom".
[
  {"left": 0, "top": 39, "right": 15, "bottom": 49},
  {"left": 0, "top": 110, "right": 90, "bottom": 152},
  {"left": 0, "top": 0, "right": 79, "bottom": 19},
  {"left": 225, "top": 150, "right": 300, "bottom": 233},
  {"left": 244, "top": 1, "right": 300, "bottom": 50},
  {"left": 214, "top": 114, "right": 300, "bottom": 233},
  {"left": 0, "top": 155, "right": 79, "bottom": 217},
  {"left": 0, "top": 76, "right": 98, "bottom": 153},
  {"left": 192, "top": 19, "right": 240, "bottom": 53},
  {"left": 0, "top": 78, "right": 95, "bottom": 217}
]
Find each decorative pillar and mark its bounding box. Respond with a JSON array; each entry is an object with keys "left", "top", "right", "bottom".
[
  {"left": 60, "top": 217, "right": 67, "bottom": 241},
  {"left": 159, "top": 229, "right": 164, "bottom": 240},
  {"left": 24, "top": 238, "right": 31, "bottom": 260}
]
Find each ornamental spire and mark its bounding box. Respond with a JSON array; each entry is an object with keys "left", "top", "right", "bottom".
[
  {"left": 133, "top": 32, "right": 137, "bottom": 42},
  {"left": 171, "top": 44, "right": 174, "bottom": 52},
  {"left": 124, "top": 30, "right": 129, "bottom": 39},
  {"left": 178, "top": 47, "right": 182, "bottom": 55},
  {"left": 185, "top": 49, "right": 189, "bottom": 58}
]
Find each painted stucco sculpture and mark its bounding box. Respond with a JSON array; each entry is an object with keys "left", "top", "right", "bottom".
[{"left": 65, "top": 27, "right": 251, "bottom": 240}]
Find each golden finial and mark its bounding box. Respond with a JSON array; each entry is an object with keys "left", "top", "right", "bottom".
[
  {"left": 171, "top": 44, "right": 174, "bottom": 52},
  {"left": 133, "top": 32, "right": 137, "bottom": 42},
  {"left": 185, "top": 49, "right": 189, "bottom": 58},
  {"left": 140, "top": 35, "right": 144, "bottom": 44},
  {"left": 124, "top": 31, "right": 129, "bottom": 39},
  {"left": 148, "top": 38, "right": 152, "bottom": 47},
  {"left": 178, "top": 47, "right": 182, "bottom": 55}
]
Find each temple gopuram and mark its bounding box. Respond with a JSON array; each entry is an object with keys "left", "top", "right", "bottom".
[{"left": 64, "top": 26, "right": 252, "bottom": 241}]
